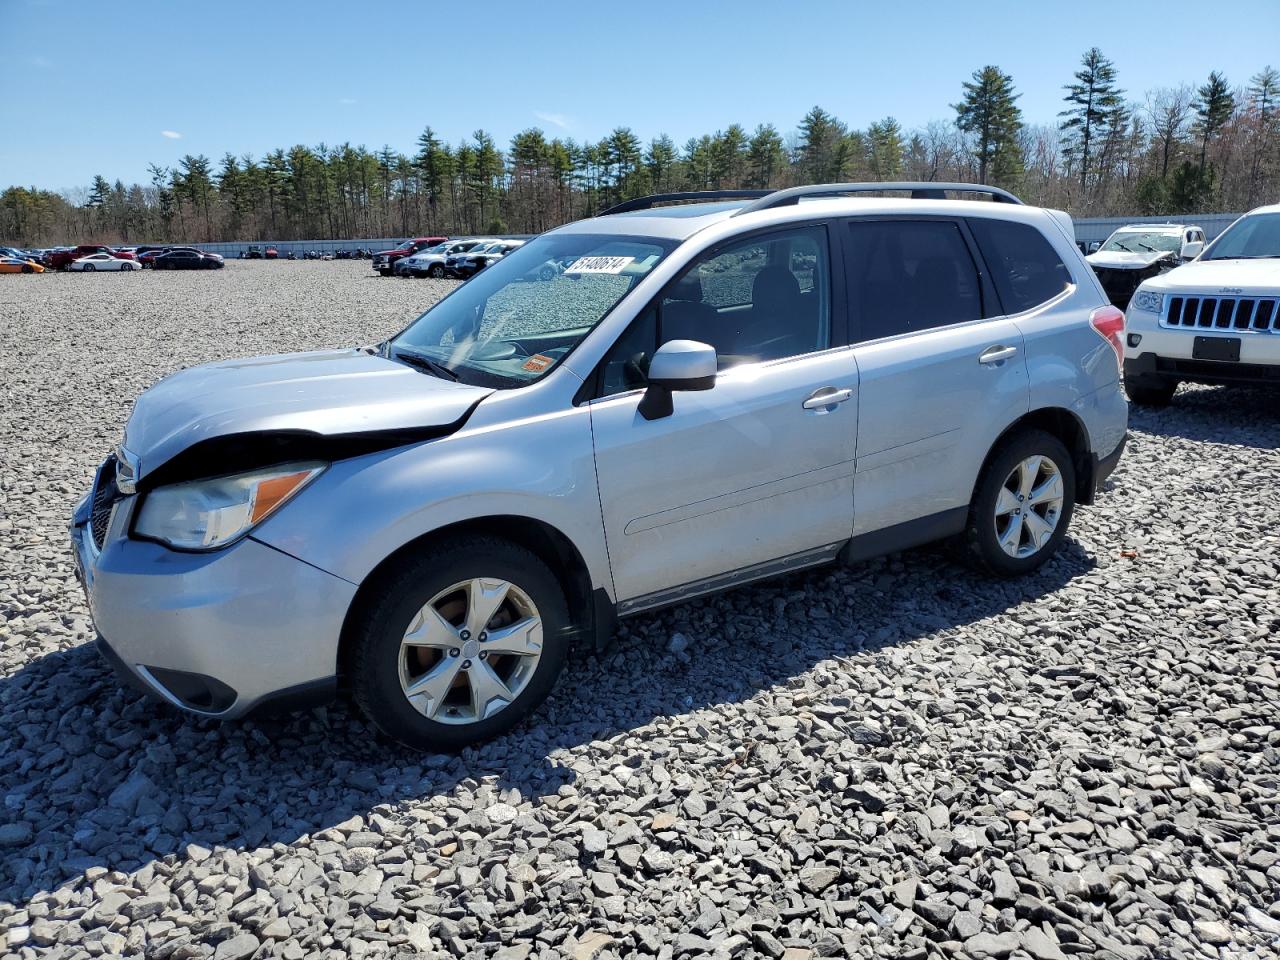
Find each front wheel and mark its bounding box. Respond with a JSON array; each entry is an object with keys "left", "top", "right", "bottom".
[
  {"left": 428, "top": 264, "right": 446, "bottom": 279},
  {"left": 21, "top": 265, "right": 32, "bottom": 273},
  {"left": 964, "top": 429, "right": 1075, "bottom": 577},
  {"left": 83, "top": 264, "right": 95, "bottom": 272},
  {"left": 351, "top": 537, "right": 571, "bottom": 751},
  {"left": 1125, "top": 374, "right": 1178, "bottom": 407}
]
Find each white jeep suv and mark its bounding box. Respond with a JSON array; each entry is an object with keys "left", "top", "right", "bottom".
[
  {"left": 1124, "top": 204, "right": 1280, "bottom": 405},
  {"left": 72, "top": 182, "right": 1129, "bottom": 750}
]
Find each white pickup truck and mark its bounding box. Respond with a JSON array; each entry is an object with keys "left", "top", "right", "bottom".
[{"left": 1123, "top": 204, "right": 1280, "bottom": 405}]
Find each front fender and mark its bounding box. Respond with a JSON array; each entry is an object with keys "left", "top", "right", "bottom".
[{"left": 252, "top": 403, "right": 614, "bottom": 600}]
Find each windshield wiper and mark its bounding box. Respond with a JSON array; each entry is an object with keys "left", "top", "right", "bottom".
[
  {"left": 392, "top": 348, "right": 459, "bottom": 381},
  {"left": 1136, "top": 242, "right": 1157, "bottom": 252},
  {"left": 1111, "top": 242, "right": 1132, "bottom": 252}
]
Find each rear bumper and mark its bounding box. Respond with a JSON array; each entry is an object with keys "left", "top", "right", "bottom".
[{"left": 71, "top": 489, "right": 353, "bottom": 719}]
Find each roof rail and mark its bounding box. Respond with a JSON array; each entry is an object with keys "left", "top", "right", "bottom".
[
  {"left": 599, "top": 190, "right": 773, "bottom": 216},
  {"left": 732, "top": 181, "right": 1024, "bottom": 216}
]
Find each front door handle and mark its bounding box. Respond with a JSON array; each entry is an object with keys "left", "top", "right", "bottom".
[
  {"left": 979, "top": 345, "right": 1019, "bottom": 365},
  {"left": 803, "top": 387, "right": 855, "bottom": 410}
]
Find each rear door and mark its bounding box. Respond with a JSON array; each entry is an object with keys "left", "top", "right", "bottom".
[{"left": 841, "top": 217, "right": 1030, "bottom": 538}]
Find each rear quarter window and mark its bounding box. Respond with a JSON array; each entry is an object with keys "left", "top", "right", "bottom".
[{"left": 969, "top": 218, "right": 1073, "bottom": 314}]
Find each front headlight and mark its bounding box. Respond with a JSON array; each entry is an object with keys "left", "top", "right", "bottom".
[
  {"left": 134, "top": 461, "right": 325, "bottom": 550},
  {"left": 1131, "top": 289, "right": 1164, "bottom": 314}
]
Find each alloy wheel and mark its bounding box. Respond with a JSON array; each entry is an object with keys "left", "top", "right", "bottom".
[
  {"left": 993, "top": 455, "right": 1064, "bottom": 559},
  {"left": 397, "top": 577, "right": 543, "bottom": 725}
]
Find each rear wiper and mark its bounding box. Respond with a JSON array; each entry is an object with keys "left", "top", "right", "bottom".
[{"left": 392, "top": 348, "right": 459, "bottom": 381}]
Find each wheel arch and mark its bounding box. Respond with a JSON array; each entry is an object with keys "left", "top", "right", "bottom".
[
  {"left": 976, "top": 406, "right": 1096, "bottom": 506},
  {"left": 336, "top": 514, "right": 613, "bottom": 688}
]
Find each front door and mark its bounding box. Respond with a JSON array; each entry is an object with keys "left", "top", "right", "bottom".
[{"left": 588, "top": 224, "right": 858, "bottom": 609}]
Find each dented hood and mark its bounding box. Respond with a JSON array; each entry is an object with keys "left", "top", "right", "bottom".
[
  {"left": 1087, "top": 250, "right": 1172, "bottom": 270},
  {"left": 123, "top": 349, "right": 492, "bottom": 482}
]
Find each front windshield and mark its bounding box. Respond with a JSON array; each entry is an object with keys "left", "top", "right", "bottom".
[
  {"left": 1203, "top": 213, "right": 1280, "bottom": 260},
  {"left": 389, "top": 232, "right": 674, "bottom": 387},
  {"left": 1100, "top": 231, "right": 1181, "bottom": 254}
]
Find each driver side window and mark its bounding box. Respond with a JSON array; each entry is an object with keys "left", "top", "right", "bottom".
[{"left": 595, "top": 225, "right": 831, "bottom": 397}]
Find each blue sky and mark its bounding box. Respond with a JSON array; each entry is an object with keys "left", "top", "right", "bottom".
[{"left": 3, "top": 0, "right": 1279, "bottom": 191}]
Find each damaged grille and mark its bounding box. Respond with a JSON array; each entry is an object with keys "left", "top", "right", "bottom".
[
  {"left": 90, "top": 456, "right": 121, "bottom": 550},
  {"left": 1163, "top": 296, "right": 1280, "bottom": 333}
]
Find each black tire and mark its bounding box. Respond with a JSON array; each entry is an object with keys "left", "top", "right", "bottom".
[
  {"left": 83, "top": 264, "right": 95, "bottom": 272},
  {"left": 1125, "top": 374, "right": 1178, "bottom": 407},
  {"left": 21, "top": 265, "right": 32, "bottom": 273},
  {"left": 378, "top": 269, "right": 392, "bottom": 277},
  {"left": 964, "top": 429, "right": 1076, "bottom": 578},
  {"left": 351, "top": 536, "right": 571, "bottom": 751},
  {"left": 428, "top": 264, "right": 445, "bottom": 279}
]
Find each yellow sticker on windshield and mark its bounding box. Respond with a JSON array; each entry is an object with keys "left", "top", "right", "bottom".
[
  {"left": 522, "top": 354, "right": 554, "bottom": 373},
  {"left": 564, "top": 255, "right": 635, "bottom": 275}
]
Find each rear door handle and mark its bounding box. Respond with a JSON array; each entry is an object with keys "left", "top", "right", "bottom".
[
  {"left": 979, "top": 345, "right": 1019, "bottom": 365},
  {"left": 803, "top": 387, "right": 855, "bottom": 410}
]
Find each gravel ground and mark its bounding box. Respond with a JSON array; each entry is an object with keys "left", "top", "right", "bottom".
[{"left": 1, "top": 261, "right": 1278, "bottom": 960}]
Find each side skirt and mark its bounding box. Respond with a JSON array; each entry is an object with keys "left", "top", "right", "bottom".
[{"left": 610, "top": 506, "right": 970, "bottom": 626}]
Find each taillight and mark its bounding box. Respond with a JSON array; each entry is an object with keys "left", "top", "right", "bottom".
[{"left": 1090, "top": 305, "right": 1125, "bottom": 370}]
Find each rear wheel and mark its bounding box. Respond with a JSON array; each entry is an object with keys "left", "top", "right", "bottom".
[
  {"left": 83, "top": 264, "right": 95, "bottom": 272},
  {"left": 965, "top": 429, "right": 1075, "bottom": 577},
  {"left": 351, "top": 537, "right": 571, "bottom": 751},
  {"left": 1125, "top": 374, "right": 1178, "bottom": 406}
]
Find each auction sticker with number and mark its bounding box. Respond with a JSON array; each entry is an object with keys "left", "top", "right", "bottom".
[{"left": 564, "top": 256, "right": 635, "bottom": 275}]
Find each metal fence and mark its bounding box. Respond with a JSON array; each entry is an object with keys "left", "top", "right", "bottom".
[{"left": 1073, "top": 213, "right": 1242, "bottom": 244}]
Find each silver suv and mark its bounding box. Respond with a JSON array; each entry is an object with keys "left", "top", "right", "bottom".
[{"left": 71, "top": 182, "right": 1129, "bottom": 750}]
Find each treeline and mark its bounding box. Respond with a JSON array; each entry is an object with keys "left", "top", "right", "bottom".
[{"left": 3, "top": 50, "right": 1278, "bottom": 246}]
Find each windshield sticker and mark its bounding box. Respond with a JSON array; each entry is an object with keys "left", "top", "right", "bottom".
[
  {"left": 522, "top": 354, "right": 555, "bottom": 373},
  {"left": 564, "top": 255, "right": 635, "bottom": 275}
]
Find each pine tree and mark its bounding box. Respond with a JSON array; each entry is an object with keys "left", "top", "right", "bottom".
[
  {"left": 1192, "top": 71, "right": 1235, "bottom": 171},
  {"left": 867, "top": 118, "right": 904, "bottom": 180},
  {"left": 1060, "top": 48, "right": 1124, "bottom": 195},
  {"left": 953, "top": 66, "right": 1024, "bottom": 186},
  {"left": 745, "top": 124, "right": 786, "bottom": 189},
  {"left": 798, "top": 107, "right": 847, "bottom": 183}
]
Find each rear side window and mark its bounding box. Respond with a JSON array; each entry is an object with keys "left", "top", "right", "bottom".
[
  {"left": 843, "top": 219, "right": 984, "bottom": 342},
  {"left": 969, "top": 218, "right": 1072, "bottom": 314}
]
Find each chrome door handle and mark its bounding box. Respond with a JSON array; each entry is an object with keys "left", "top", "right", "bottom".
[
  {"left": 803, "top": 387, "right": 855, "bottom": 410},
  {"left": 979, "top": 345, "right": 1018, "bottom": 364}
]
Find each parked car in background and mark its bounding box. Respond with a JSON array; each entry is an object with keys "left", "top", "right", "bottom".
[
  {"left": 372, "top": 237, "right": 448, "bottom": 276},
  {"left": 68, "top": 253, "right": 139, "bottom": 272},
  {"left": 0, "top": 257, "right": 45, "bottom": 273},
  {"left": 153, "top": 249, "right": 225, "bottom": 270},
  {"left": 446, "top": 239, "right": 525, "bottom": 279},
  {"left": 47, "top": 245, "right": 135, "bottom": 270},
  {"left": 73, "top": 181, "right": 1127, "bottom": 750},
  {"left": 397, "top": 239, "right": 489, "bottom": 278},
  {"left": 1087, "top": 223, "right": 1206, "bottom": 308},
  {"left": 245, "top": 245, "right": 264, "bottom": 259},
  {"left": 265, "top": 246, "right": 279, "bottom": 259},
  {"left": 0, "top": 245, "right": 29, "bottom": 260},
  {"left": 1124, "top": 204, "right": 1280, "bottom": 405}
]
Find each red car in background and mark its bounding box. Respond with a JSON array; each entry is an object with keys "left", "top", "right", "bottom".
[
  {"left": 371, "top": 237, "right": 448, "bottom": 276},
  {"left": 265, "top": 246, "right": 279, "bottom": 259},
  {"left": 47, "top": 245, "right": 136, "bottom": 270}
]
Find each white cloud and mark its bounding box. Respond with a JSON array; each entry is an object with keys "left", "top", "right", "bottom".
[
  {"left": 338, "top": 97, "right": 357, "bottom": 105},
  {"left": 535, "top": 111, "right": 571, "bottom": 130},
  {"left": 161, "top": 130, "right": 183, "bottom": 140}
]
